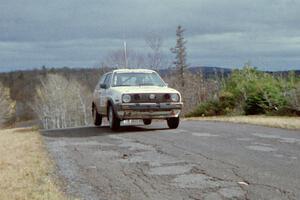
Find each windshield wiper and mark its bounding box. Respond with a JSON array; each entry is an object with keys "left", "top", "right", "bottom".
[
  {"left": 138, "top": 83, "right": 154, "bottom": 86},
  {"left": 113, "top": 84, "right": 132, "bottom": 87}
]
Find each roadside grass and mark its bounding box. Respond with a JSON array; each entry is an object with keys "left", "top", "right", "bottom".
[
  {"left": 0, "top": 128, "right": 67, "bottom": 200},
  {"left": 185, "top": 115, "right": 300, "bottom": 130}
]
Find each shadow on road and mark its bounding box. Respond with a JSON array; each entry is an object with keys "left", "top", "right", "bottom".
[{"left": 41, "top": 125, "right": 169, "bottom": 138}]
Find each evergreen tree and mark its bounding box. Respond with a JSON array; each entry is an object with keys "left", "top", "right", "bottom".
[{"left": 170, "top": 25, "right": 188, "bottom": 87}]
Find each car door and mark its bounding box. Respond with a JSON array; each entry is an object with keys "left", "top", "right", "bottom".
[
  {"left": 99, "top": 73, "right": 112, "bottom": 114},
  {"left": 93, "top": 74, "right": 106, "bottom": 112}
]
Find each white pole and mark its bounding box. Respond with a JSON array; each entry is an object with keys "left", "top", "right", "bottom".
[{"left": 124, "top": 41, "right": 128, "bottom": 68}]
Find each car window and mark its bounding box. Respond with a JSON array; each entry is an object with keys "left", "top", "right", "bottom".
[
  {"left": 95, "top": 74, "right": 106, "bottom": 90},
  {"left": 100, "top": 75, "right": 106, "bottom": 85},
  {"left": 103, "top": 73, "right": 112, "bottom": 88}
]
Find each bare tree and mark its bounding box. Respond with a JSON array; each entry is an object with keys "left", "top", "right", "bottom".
[
  {"left": 68, "top": 79, "right": 92, "bottom": 126},
  {"left": 102, "top": 49, "right": 126, "bottom": 68},
  {"left": 0, "top": 82, "right": 16, "bottom": 126},
  {"left": 170, "top": 25, "right": 188, "bottom": 87},
  {"left": 102, "top": 48, "right": 145, "bottom": 69},
  {"left": 128, "top": 50, "right": 146, "bottom": 68},
  {"left": 164, "top": 71, "right": 218, "bottom": 115},
  {"left": 145, "top": 32, "right": 164, "bottom": 69},
  {"left": 31, "top": 74, "right": 92, "bottom": 129},
  {"left": 287, "top": 82, "right": 300, "bottom": 112}
]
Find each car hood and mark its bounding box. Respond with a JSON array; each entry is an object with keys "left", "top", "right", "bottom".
[{"left": 111, "top": 86, "right": 179, "bottom": 94}]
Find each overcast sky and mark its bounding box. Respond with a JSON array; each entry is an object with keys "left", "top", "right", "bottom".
[{"left": 1, "top": 0, "right": 300, "bottom": 71}]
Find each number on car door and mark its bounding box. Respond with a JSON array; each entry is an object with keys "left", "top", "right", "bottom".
[{"left": 99, "top": 73, "right": 112, "bottom": 114}]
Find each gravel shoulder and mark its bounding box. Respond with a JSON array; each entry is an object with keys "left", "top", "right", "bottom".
[
  {"left": 185, "top": 115, "right": 300, "bottom": 130},
  {"left": 0, "top": 128, "right": 66, "bottom": 200}
]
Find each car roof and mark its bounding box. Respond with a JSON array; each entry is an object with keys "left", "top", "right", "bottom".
[{"left": 112, "top": 69, "right": 156, "bottom": 73}]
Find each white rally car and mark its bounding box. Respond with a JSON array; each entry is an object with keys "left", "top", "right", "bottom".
[{"left": 92, "top": 69, "right": 183, "bottom": 130}]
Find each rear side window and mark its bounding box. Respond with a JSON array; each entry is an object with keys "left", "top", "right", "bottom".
[
  {"left": 96, "top": 74, "right": 106, "bottom": 90},
  {"left": 103, "top": 73, "right": 112, "bottom": 88}
]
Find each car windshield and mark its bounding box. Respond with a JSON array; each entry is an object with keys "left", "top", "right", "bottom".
[{"left": 112, "top": 72, "right": 166, "bottom": 87}]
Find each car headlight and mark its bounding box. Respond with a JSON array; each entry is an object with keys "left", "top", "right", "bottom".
[
  {"left": 122, "top": 94, "right": 131, "bottom": 103},
  {"left": 171, "top": 93, "right": 179, "bottom": 102}
]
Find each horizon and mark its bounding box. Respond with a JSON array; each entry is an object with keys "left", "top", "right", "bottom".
[{"left": 0, "top": 65, "right": 299, "bottom": 73}]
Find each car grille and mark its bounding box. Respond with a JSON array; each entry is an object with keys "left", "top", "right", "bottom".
[{"left": 129, "top": 93, "right": 173, "bottom": 103}]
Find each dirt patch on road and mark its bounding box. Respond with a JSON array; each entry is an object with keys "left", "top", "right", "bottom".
[{"left": 43, "top": 128, "right": 248, "bottom": 200}]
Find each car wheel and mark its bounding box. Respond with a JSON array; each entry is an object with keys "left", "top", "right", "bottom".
[
  {"left": 108, "top": 105, "right": 120, "bottom": 130},
  {"left": 92, "top": 105, "right": 102, "bottom": 126},
  {"left": 143, "top": 119, "right": 152, "bottom": 125},
  {"left": 167, "top": 117, "right": 179, "bottom": 129}
]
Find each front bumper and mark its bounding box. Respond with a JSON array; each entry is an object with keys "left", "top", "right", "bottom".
[{"left": 115, "top": 102, "right": 183, "bottom": 119}]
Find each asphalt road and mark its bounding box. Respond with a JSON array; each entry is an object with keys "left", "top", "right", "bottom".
[{"left": 42, "top": 120, "right": 300, "bottom": 200}]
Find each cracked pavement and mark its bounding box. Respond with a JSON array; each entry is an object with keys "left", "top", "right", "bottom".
[{"left": 42, "top": 121, "right": 300, "bottom": 200}]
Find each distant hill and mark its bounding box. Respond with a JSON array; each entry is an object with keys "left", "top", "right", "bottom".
[
  {"left": 159, "top": 66, "right": 300, "bottom": 78},
  {"left": 265, "top": 70, "right": 300, "bottom": 76},
  {"left": 158, "top": 66, "right": 232, "bottom": 78}
]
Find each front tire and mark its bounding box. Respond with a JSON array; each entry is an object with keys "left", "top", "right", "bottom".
[
  {"left": 167, "top": 117, "right": 179, "bottom": 129},
  {"left": 143, "top": 119, "right": 152, "bottom": 125},
  {"left": 108, "top": 105, "right": 120, "bottom": 130},
  {"left": 92, "top": 105, "right": 102, "bottom": 126}
]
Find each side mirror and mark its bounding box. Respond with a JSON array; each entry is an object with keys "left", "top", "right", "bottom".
[{"left": 100, "top": 83, "right": 107, "bottom": 89}]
